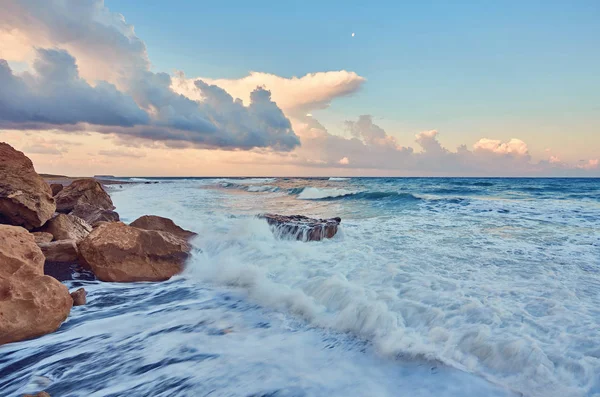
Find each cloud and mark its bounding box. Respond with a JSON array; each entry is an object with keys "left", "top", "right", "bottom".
[
  {"left": 0, "top": 50, "right": 149, "bottom": 128},
  {"left": 267, "top": 115, "right": 599, "bottom": 176},
  {"left": 21, "top": 136, "right": 81, "bottom": 156},
  {"left": 473, "top": 138, "right": 529, "bottom": 157},
  {"left": 0, "top": 0, "right": 300, "bottom": 151},
  {"left": 98, "top": 149, "right": 146, "bottom": 158},
  {"left": 338, "top": 157, "right": 350, "bottom": 165},
  {"left": 172, "top": 70, "right": 366, "bottom": 116}
]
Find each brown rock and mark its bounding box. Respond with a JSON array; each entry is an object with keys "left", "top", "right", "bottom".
[
  {"left": 32, "top": 231, "right": 54, "bottom": 244},
  {"left": 0, "top": 225, "right": 72, "bottom": 345},
  {"left": 0, "top": 224, "right": 44, "bottom": 277},
  {"left": 50, "top": 183, "right": 63, "bottom": 196},
  {"left": 78, "top": 222, "right": 191, "bottom": 282},
  {"left": 39, "top": 214, "right": 92, "bottom": 242},
  {"left": 24, "top": 392, "right": 51, "bottom": 397},
  {"left": 70, "top": 288, "right": 86, "bottom": 306},
  {"left": 54, "top": 178, "right": 114, "bottom": 213},
  {"left": 37, "top": 240, "right": 79, "bottom": 262},
  {"left": 71, "top": 203, "right": 119, "bottom": 227},
  {"left": 260, "top": 214, "right": 341, "bottom": 242},
  {"left": 130, "top": 215, "right": 197, "bottom": 240},
  {"left": 0, "top": 143, "right": 56, "bottom": 230}
]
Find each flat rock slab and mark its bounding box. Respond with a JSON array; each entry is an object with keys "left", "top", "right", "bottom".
[
  {"left": 37, "top": 240, "right": 79, "bottom": 262},
  {"left": 38, "top": 213, "right": 92, "bottom": 242},
  {"left": 260, "top": 213, "right": 341, "bottom": 241}
]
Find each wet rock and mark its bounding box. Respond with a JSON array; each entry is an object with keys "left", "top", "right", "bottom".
[
  {"left": 260, "top": 213, "right": 341, "bottom": 241},
  {"left": 37, "top": 240, "right": 79, "bottom": 262},
  {"left": 0, "top": 225, "right": 72, "bottom": 345},
  {"left": 50, "top": 183, "right": 63, "bottom": 196},
  {"left": 54, "top": 178, "right": 114, "bottom": 213},
  {"left": 78, "top": 222, "right": 191, "bottom": 282},
  {"left": 70, "top": 202, "right": 119, "bottom": 227},
  {"left": 24, "top": 392, "right": 51, "bottom": 397},
  {"left": 0, "top": 143, "right": 56, "bottom": 230},
  {"left": 39, "top": 213, "right": 92, "bottom": 242},
  {"left": 32, "top": 231, "right": 53, "bottom": 244},
  {"left": 130, "top": 215, "right": 197, "bottom": 240},
  {"left": 70, "top": 287, "right": 87, "bottom": 306}
]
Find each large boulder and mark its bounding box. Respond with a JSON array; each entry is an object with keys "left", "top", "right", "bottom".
[
  {"left": 39, "top": 214, "right": 92, "bottom": 242},
  {"left": 71, "top": 203, "right": 119, "bottom": 227},
  {"left": 54, "top": 178, "right": 114, "bottom": 213},
  {"left": 78, "top": 222, "right": 191, "bottom": 282},
  {"left": 130, "top": 215, "right": 197, "bottom": 240},
  {"left": 0, "top": 225, "right": 72, "bottom": 345},
  {"left": 0, "top": 143, "right": 56, "bottom": 230},
  {"left": 260, "top": 214, "right": 341, "bottom": 242},
  {"left": 37, "top": 240, "right": 79, "bottom": 263}
]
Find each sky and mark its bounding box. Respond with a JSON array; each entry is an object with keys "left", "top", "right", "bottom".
[{"left": 0, "top": 0, "right": 598, "bottom": 176}]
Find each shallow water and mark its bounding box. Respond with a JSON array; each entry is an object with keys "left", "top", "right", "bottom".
[{"left": 2, "top": 177, "right": 599, "bottom": 397}]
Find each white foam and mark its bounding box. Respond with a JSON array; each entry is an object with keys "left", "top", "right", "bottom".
[
  {"left": 329, "top": 177, "right": 351, "bottom": 181},
  {"left": 99, "top": 180, "right": 600, "bottom": 397},
  {"left": 297, "top": 187, "right": 355, "bottom": 200}
]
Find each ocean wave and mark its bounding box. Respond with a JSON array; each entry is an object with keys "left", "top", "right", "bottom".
[
  {"left": 219, "top": 181, "right": 279, "bottom": 193},
  {"left": 328, "top": 177, "right": 351, "bottom": 181},
  {"left": 129, "top": 177, "right": 154, "bottom": 182},
  {"left": 297, "top": 187, "right": 357, "bottom": 200},
  {"left": 296, "top": 187, "right": 422, "bottom": 202},
  {"left": 186, "top": 216, "right": 587, "bottom": 397}
]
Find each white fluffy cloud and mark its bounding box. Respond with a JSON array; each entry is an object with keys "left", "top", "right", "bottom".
[
  {"left": 0, "top": 0, "right": 300, "bottom": 151},
  {"left": 173, "top": 70, "right": 366, "bottom": 116},
  {"left": 473, "top": 138, "right": 529, "bottom": 157}
]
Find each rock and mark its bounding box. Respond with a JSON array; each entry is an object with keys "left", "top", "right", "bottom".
[
  {"left": 70, "top": 288, "right": 86, "bottom": 306},
  {"left": 70, "top": 203, "right": 119, "bottom": 227},
  {"left": 260, "top": 214, "right": 341, "bottom": 242},
  {"left": 32, "top": 231, "right": 54, "bottom": 244},
  {"left": 54, "top": 178, "right": 114, "bottom": 213},
  {"left": 78, "top": 222, "right": 191, "bottom": 282},
  {"left": 0, "top": 143, "right": 56, "bottom": 230},
  {"left": 0, "top": 225, "right": 72, "bottom": 345},
  {"left": 39, "top": 214, "right": 92, "bottom": 242},
  {"left": 24, "top": 392, "right": 51, "bottom": 397},
  {"left": 130, "top": 215, "right": 197, "bottom": 240},
  {"left": 0, "top": 224, "right": 45, "bottom": 276},
  {"left": 37, "top": 240, "right": 79, "bottom": 262},
  {"left": 50, "top": 183, "right": 63, "bottom": 196}
]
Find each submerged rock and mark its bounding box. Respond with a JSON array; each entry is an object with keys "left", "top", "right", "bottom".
[
  {"left": 71, "top": 203, "right": 119, "bottom": 227},
  {"left": 54, "top": 178, "right": 114, "bottom": 213},
  {"left": 78, "top": 222, "right": 191, "bottom": 282},
  {"left": 50, "top": 183, "right": 63, "bottom": 196},
  {"left": 0, "top": 225, "right": 72, "bottom": 345},
  {"left": 70, "top": 287, "right": 87, "bottom": 306},
  {"left": 0, "top": 143, "right": 56, "bottom": 230},
  {"left": 130, "top": 215, "right": 197, "bottom": 240},
  {"left": 24, "top": 392, "right": 51, "bottom": 397},
  {"left": 38, "top": 213, "right": 92, "bottom": 242},
  {"left": 260, "top": 214, "right": 341, "bottom": 241},
  {"left": 37, "top": 240, "right": 79, "bottom": 263}
]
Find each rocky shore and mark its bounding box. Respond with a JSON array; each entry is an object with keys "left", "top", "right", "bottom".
[{"left": 0, "top": 142, "right": 341, "bottom": 396}]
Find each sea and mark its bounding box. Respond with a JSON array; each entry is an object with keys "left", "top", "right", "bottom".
[{"left": 1, "top": 177, "right": 599, "bottom": 397}]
